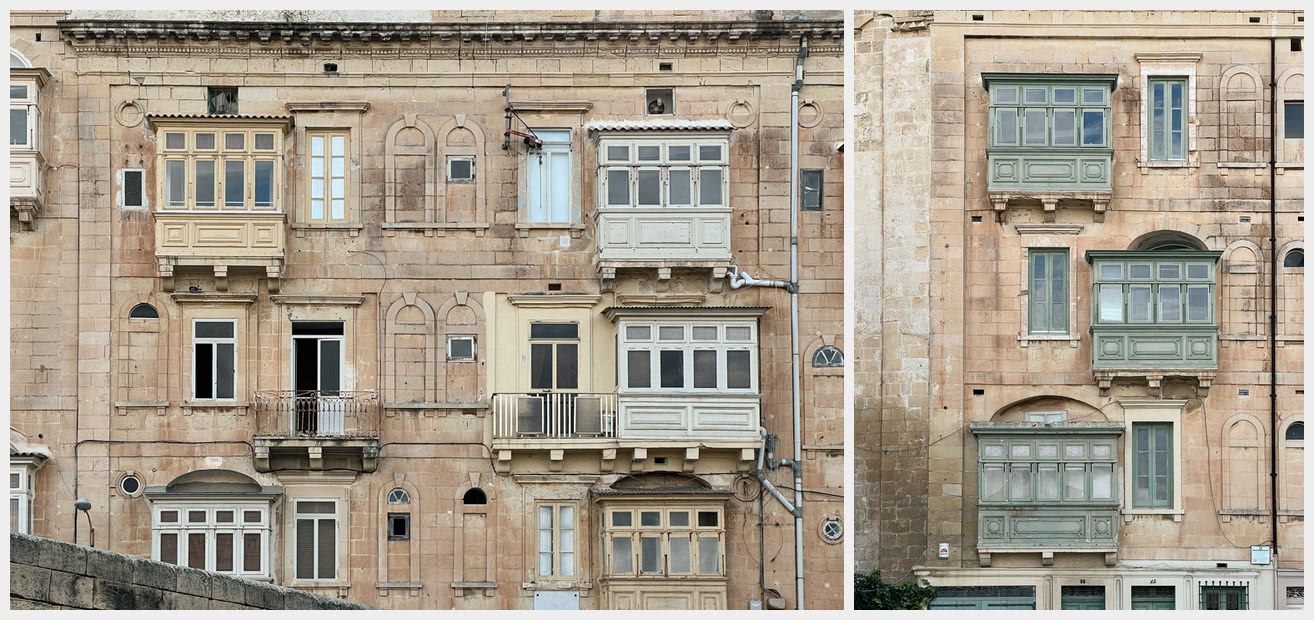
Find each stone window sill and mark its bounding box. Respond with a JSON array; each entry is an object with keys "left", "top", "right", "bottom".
[
  {"left": 291, "top": 223, "right": 364, "bottom": 230},
  {"left": 1018, "top": 334, "right": 1080, "bottom": 348},
  {"left": 515, "top": 222, "right": 585, "bottom": 238},
  {"left": 1137, "top": 160, "right": 1199, "bottom": 169},
  {"left": 1122, "top": 508, "right": 1183, "bottom": 522}
]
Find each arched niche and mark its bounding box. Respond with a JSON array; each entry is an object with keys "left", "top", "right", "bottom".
[
  {"left": 1221, "top": 240, "right": 1263, "bottom": 338},
  {"left": 436, "top": 291, "right": 486, "bottom": 406},
  {"left": 377, "top": 476, "right": 421, "bottom": 586},
  {"left": 435, "top": 116, "right": 489, "bottom": 229},
  {"left": 1221, "top": 414, "right": 1266, "bottom": 511},
  {"left": 452, "top": 474, "right": 496, "bottom": 594},
  {"left": 385, "top": 115, "right": 437, "bottom": 225},
  {"left": 989, "top": 395, "right": 1108, "bottom": 424},
  {"left": 113, "top": 293, "right": 177, "bottom": 405},
  {"left": 385, "top": 293, "right": 437, "bottom": 405},
  {"left": 1219, "top": 66, "right": 1263, "bottom": 164}
]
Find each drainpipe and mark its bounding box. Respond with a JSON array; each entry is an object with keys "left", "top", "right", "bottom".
[
  {"left": 1267, "top": 35, "right": 1280, "bottom": 604},
  {"left": 788, "top": 35, "right": 808, "bottom": 612}
]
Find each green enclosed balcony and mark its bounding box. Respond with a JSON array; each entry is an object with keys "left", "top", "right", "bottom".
[
  {"left": 973, "top": 422, "right": 1124, "bottom": 567},
  {"left": 983, "top": 74, "right": 1118, "bottom": 218},
  {"left": 1086, "top": 249, "right": 1221, "bottom": 393}
]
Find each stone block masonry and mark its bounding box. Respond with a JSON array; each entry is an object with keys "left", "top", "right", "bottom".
[{"left": 9, "top": 533, "right": 369, "bottom": 610}]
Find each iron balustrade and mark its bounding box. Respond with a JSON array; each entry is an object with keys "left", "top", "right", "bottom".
[{"left": 254, "top": 390, "right": 379, "bottom": 437}]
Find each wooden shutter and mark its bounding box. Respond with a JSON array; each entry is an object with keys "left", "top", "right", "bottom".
[
  {"left": 295, "top": 518, "right": 315, "bottom": 579},
  {"left": 317, "top": 519, "right": 336, "bottom": 579}
]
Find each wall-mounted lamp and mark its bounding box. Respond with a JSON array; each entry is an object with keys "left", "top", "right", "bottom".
[{"left": 74, "top": 497, "right": 95, "bottom": 548}]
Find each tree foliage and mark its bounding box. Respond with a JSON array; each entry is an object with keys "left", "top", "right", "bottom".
[{"left": 854, "top": 569, "right": 936, "bottom": 610}]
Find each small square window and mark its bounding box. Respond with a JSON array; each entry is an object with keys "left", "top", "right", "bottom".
[
  {"left": 447, "top": 335, "right": 476, "bottom": 362},
  {"left": 697, "top": 511, "right": 719, "bottom": 527},
  {"left": 448, "top": 157, "right": 474, "bottom": 182},
  {"left": 801, "top": 169, "right": 824, "bottom": 211},
  {"left": 121, "top": 169, "right": 145, "bottom": 208},
  {"left": 646, "top": 88, "right": 674, "bottom": 115},
  {"left": 195, "top": 133, "right": 216, "bottom": 150},
  {"left": 224, "top": 133, "right": 245, "bottom": 150},
  {"left": 387, "top": 513, "right": 410, "bottom": 540},
  {"left": 207, "top": 87, "right": 239, "bottom": 115}
]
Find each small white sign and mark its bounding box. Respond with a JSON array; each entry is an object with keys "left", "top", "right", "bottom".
[
  {"left": 937, "top": 543, "right": 951, "bottom": 559},
  {"left": 1251, "top": 545, "right": 1272, "bottom": 565}
]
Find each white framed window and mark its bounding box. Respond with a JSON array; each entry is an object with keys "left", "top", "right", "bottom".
[
  {"left": 618, "top": 319, "right": 757, "bottom": 393},
  {"left": 307, "top": 130, "right": 348, "bottom": 222},
  {"left": 1135, "top": 53, "right": 1201, "bottom": 167},
  {"left": 192, "top": 319, "right": 236, "bottom": 401},
  {"left": 524, "top": 129, "right": 573, "bottom": 224},
  {"left": 597, "top": 137, "right": 728, "bottom": 209},
  {"left": 154, "top": 124, "right": 284, "bottom": 211},
  {"left": 447, "top": 156, "right": 475, "bottom": 183},
  {"left": 152, "top": 502, "right": 271, "bottom": 578},
  {"left": 536, "top": 502, "right": 576, "bottom": 579},
  {"left": 10, "top": 79, "right": 39, "bottom": 150},
  {"left": 604, "top": 505, "right": 724, "bottom": 577},
  {"left": 294, "top": 499, "right": 338, "bottom": 581},
  {"left": 447, "top": 335, "right": 476, "bottom": 362},
  {"left": 9, "top": 465, "right": 34, "bottom": 535}
]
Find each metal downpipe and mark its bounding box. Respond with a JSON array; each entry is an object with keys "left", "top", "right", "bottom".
[{"left": 789, "top": 35, "right": 808, "bottom": 611}]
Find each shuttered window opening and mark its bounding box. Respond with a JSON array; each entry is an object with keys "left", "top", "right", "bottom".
[
  {"left": 151, "top": 502, "right": 270, "bottom": 578},
  {"left": 295, "top": 499, "right": 338, "bottom": 581},
  {"left": 1200, "top": 583, "right": 1248, "bottom": 610}
]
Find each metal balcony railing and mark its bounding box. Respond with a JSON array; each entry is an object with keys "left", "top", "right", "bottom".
[
  {"left": 491, "top": 392, "right": 617, "bottom": 439},
  {"left": 254, "top": 390, "right": 379, "bottom": 438}
]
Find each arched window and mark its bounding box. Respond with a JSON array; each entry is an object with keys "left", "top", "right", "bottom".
[
  {"left": 10, "top": 49, "right": 31, "bottom": 68},
  {"left": 1284, "top": 249, "right": 1304, "bottom": 269},
  {"left": 462, "top": 488, "right": 487, "bottom": 505},
  {"left": 129, "top": 303, "right": 160, "bottom": 319},
  {"left": 387, "top": 488, "right": 410, "bottom": 504},
  {"left": 812, "top": 345, "right": 844, "bottom": 368},
  {"left": 1131, "top": 230, "right": 1207, "bottom": 251},
  {"left": 1286, "top": 421, "right": 1304, "bottom": 442}
]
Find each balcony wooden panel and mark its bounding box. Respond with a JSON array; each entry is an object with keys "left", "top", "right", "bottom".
[
  {"left": 596, "top": 207, "right": 733, "bottom": 268},
  {"left": 10, "top": 151, "right": 43, "bottom": 230},
  {"left": 619, "top": 394, "right": 759, "bottom": 442}
]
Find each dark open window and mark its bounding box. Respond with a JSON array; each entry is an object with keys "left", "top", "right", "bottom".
[
  {"left": 387, "top": 513, "right": 410, "bottom": 540},
  {"left": 1284, "top": 249, "right": 1304, "bottom": 268},
  {"left": 129, "top": 303, "right": 159, "bottom": 319},
  {"left": 207, "top": 87, "right": 238, "bottom": 115},
  {"left": 462, "top": 488, "right": 487, "bottom": 505},
  {"left": 801, "top": 169, "right": 824, "bottom": 211}
]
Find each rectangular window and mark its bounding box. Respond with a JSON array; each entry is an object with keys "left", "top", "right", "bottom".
[
  {"left": 1285, "top": 101, "right": 1304, "bottom": 139},
  {"left": 294, "top": 500, "right": 337, "bottom": 581},
  {"left": 9, "top": 467, "right": 31, "bottom": 535},
  {"left": 801, "top": 169, "right": 824, "bottom": 211},
  {"left": 152, "top": 503, "right": 269, "bottom": 578},
  {"left": 192, "top": 320, "right": 236, "bottom": 401},
  {"left": 1028, "top": 249, "right": 1069, "bottom": 334},
  {"left": 1132, "top": 422, "right": 1173, "bottom": 508},
  {"left": 207, "top": 87, "right": 239, "bottom": 115},
  {"left": 1092, "top": 255, "right": 1217, "bottom": 327},
  {"left": 194, "top": 160, "right": 215, "bottom": 207},
  {"left": 387, "top": 513, "right": 410, "bottom": 541},
  {"left": 978, "top": 434, "right": 1118, "bottom": 508},
  {"left": 10, "top": 107, "right": 29, "bottom": 147},
  {"left": 1060, "top": 585, "right": 1106, "bottom": 610},
  {"left": 308, "top": 131, "right": 348, "bottom": 222},
  {"left": 447, "top": 335, "right": 476, "bottom": 362},
  {"left": 1131, "top": 585, "right": 1176, "bottom": 610},
  {"left": 223, "top": 160, "right": 245, "bottom": 206},
  {"left": 604, "top": 506, "right": 723, "bottom": 578},
  {"left": 987, "top": 79, "right": 1112, "bottom": 151},
  {"left": 1149, "top": 77, "right": 1188, "bottom": 161},
  {"left": 121, "top": 169, "right": 145, "bottom": 208},
  {"left": 152, "top": 125, "right": 284, "bottom": 211},
  {"left": 597, "top": 137, "right": 730, "bottom": 210},
  {"left": 448, "top": 156, "right": 474, "bottom": 182},
  {"left": 529, "top": 323, "right": 579, "bottom": 391},
  {"left": 620, "top": 320, "right": 756, "bottom": 393},
  {"left": 165, "top": 160, "right": 187, "bottom": 207},
  {"left": 525, "top": 129, "right": 573, "bottom": 224},
  {"left": 537, "top": 503, "right": 575, "bottom": 578},
  {"left": 1201, "top": 585, "right": 1247, "bottom": 610}
]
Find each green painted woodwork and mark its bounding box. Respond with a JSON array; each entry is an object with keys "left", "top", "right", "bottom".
[
  {"left": 983, "top": 73, "right": 1117, "bottom": 192},
  {"left": 972, "top": 423, "right": 1122, "bottom": 550},
  {"left": 1200, "top": 586, "right": 1247, "bottom": 610},
  {"left": 1087, "top": 250, "right": 1221, "bottom": 370},
  {"left": 1131, "top": 422, "right": 1173, "bottom": 509},
  {"left": 929, "top": 586, "right": 1037, "bottom": 610},
  {"left": 1029, "top": 249, "right": 1070, "bottom": 334},
  {"left": 1148, "top": 77, "right": 1188, "bottom": 161},
  {"left": 1131, "top": 585, "right": 1176, "bottom": 610},
  {"left": 1061, "top": 586, "right": 1107, "bottom": 610}
]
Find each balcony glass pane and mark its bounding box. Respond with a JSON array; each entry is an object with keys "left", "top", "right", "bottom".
[
  {"left": 725, "top": 326, "right": 751, "bottom": 341},
  {"left": 1023, "top": 109, "right": 1047, "bottom": 145},
  {"left": 195, "top": 160, "right": 215, "bottom": 206},
  {"left": 726, "top": 350, "right": 751, "bottom": 389},
  {"left": 626, "top": 350, "right": 651, "bottom": 388},
  {"left": 698, "top": 144, "right": 722, "bottom": 162},
  {"left": 1092, "top": 463, "right": 1113, "bottom": 499},
  {"left": 611, "top": 537, "right": 632, "bottom": 574},
  {"left": 7, "top": 107, "right": 25, "bottom": 145},
  {"left": 254, "top": 161, "right": 274, "bottom": 207},
  {"left": 637, "top": 169, "right": 660, "bottom": 206},
  {"left": 668, "top": 145, "right": 691, "bottom": 161},
  {"left": 1036, "top": 463, "right": 1060, "bottom": 501},
  {"left": 188, "top": 533, "right": 206, "bottom": 569},
  {"left": 1053, "top": 88, "right": 1076, "bottom": 104},
  {"left": 555, "top": 344, "right": 578, "bottom": 389},
  {"left": 625, "top": 326, "right": 650, "bottom": 341},
  {"left": 243, "top": 533, "right": 261, "bottom": 572},
  {"left": 1008, "top": 464, "right": 1032, "bottom": 501},
  {"left": 994, "top": 86, "right": 1018, "bottom": 105},
  {"left": 166, "top": 160, "right": 186, "bottom": 206},
  {"left": 659, "top": 350, "right": 683, "bottom": 388},
  {"left": 530, "top": 343, "right": 552, "bottom": 390},
  {"left": 216, "top": 343, "right": 234, "bottom": 399},
  {"left": 196, "top": 133, "right": 215, "bottom": 150},
  {"left": 1082, "top": 88, "right": 1105, "bottom": 105},
  {"left": 698, "top": 536, "right": 719, "bottom": 574},
  {"left": 669, "top": 536, "right": 691, "bottom": 572},
  {"left": 1064, "top": 464, "right": 1086, "bottom": 499},
  {"left": 982, "top": 465, "right": 1005, "bottom": 501},
  {"left": 637, "top": 145, "right": 660, "bottom": 161},
  {"left": 224, "top": 160, "right": 244, "bottom": 206},
  {"left": 606, "top": 145, "right": 629, "bottom": 162},
  {"left": 1158, "top": 286, "right": 1182, "bottom": 322},
  {"left": 658, "top": 326, "right": 683, "bottom": 340},
  {"left": 256, "top": 133, "right": 274, "bottom": 150},
  {"left": 693, "top": 350, "right": 717, "bottom": 388},
  {"left": 639, "top": 536, "right": 660, "bottom": 573},
  {"left": 606, "top": 169, "right": 629, "bottom": 206},
  {"left": 165, "top": 132, "right": 185, "bottom": 149},
  {"left": 1098, "top": 285, "right": 1123, "bottom": 322},
  {"left": 994, "top": 109, "right": 1017, "bottom": 145},
  {"left": 224, "top": 133, "right": 244, "bottom": 150},
  {"left": 668, "top": 169, "right": 692, "bottom": 205},
  {"left": 1128, "top": 285, "right": 1152, "bottom": 322},
  {"left": 1082, "top": 110, "right": 1105, "bottom": 146},
  {"left": 692, "top": 326, "right": 717, "bottom": 340},
  {"left": 549, "top": 152, "right": 571, "bottom": 222},
  {"left": 699, "top": 168, "right": 723, "bottom": 205},
  {"left": 216, "top": 533, "right": 234, "bottom": 572},
  {"left": 1024, "top": 87, "right": 1047, "bottom": 104},
  {"left": 1186, "top": 286, "right": 1210, "bottom": 321},
  {"left": 669, "top": 511, "right": 689, "bottom": 527},
  {"left": 1053, "top": 109, "right": 1076, "bottom": 145}
]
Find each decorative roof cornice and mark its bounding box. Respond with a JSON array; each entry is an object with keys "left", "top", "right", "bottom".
[{"left": 57, "top": 19, "right": 844, "bottom": 49}]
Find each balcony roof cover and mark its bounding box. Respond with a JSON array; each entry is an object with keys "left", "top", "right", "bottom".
[{"left": 585, "top": 119, "right": 736, "bottom": 133}]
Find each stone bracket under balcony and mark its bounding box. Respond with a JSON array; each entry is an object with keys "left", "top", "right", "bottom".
[
  {"left": 1094, "top": 368, "right": 1216, "bottom": 397},
  {"left": 252, "top": 436, "right": 380, "bottom": 473},
  {"left": 988, "top": 190, "right": 1111, "bottom": 223}
]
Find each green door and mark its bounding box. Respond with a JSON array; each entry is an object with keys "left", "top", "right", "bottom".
[
  {"left": 1131, "top": 585, "right": 1176, "bottom": 610},
  {"left": 929, "top": 586, "right": 1037, "bottom": 610},
  {"left": 1061, "top": 586, "right": 1106, "bottom": 610}
]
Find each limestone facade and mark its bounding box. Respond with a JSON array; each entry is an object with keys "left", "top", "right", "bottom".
[
  {"left": 8, "top": 10, "right": 845, "bottom": 610},
  {"left": 855, "top": 10, "right": 1304, "bottom": 610}
]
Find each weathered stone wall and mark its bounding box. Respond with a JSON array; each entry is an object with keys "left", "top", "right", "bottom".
[{"left": 9, "top": 533, "right": 368, "bottom": 610}]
